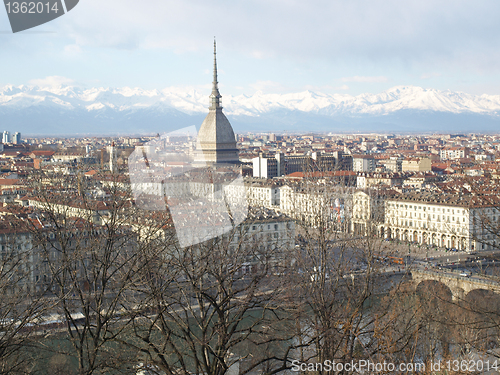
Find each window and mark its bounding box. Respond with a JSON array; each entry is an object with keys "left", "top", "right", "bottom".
[{"left": 274, "top": 224, "right": 279, "bottom": 231}]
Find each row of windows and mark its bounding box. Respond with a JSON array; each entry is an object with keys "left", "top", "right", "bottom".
[
  {"left": 392, "top": 219, "right": 462, "bottom": 227},
  {"left": 388, "top": 202, "right": 465, "bottom": 214},
  {"left": 252, "top": 224, "right": 281, "bottom": 231},
  {"left": 390, "top": 211, "right": 468, "bottom": 222}
]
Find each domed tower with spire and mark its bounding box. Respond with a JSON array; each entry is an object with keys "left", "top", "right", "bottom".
[{"left": 195, "top": 39, "right": 239, "bottom": 165}]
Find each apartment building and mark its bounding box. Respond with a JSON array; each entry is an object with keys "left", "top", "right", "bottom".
[
  {"left": 253, "top": 151, "right": 351, "bottom": 178},
  {"left": 440, "top": 147, "right": 470, "bottom": 160},
  {"left": 227, "top": 209, "right": 295, "bottom": 274},
  {"left": 352, "top": 155, "right": 376, "bottom": 172},
  {"left": 252, "top": 153, "right": 285, "bottom": 178},
  {"left": 401, "top": 157, "right": 431, "bottom": 172},
  {"left": 280, "top": 184, "right": 350, "bottom": 230},
  {"left": 356, "top": 172, "right": 404, "bottom": 189},
  {"left": 244, "top": 178, "right": 281, "bottom": 208},
  {"left": 351, "top": 190, "right": 400, "bottom": 235},
  {"left": 384, "top": 193, "right": 498, "bottom": 252}
]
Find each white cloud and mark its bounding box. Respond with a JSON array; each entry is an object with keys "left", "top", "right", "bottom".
[
  {"left": 4, "top": 0, "right": 500, "bottom": 94},
  {"left": 341, "top": 76, "right": 388, "bottom": 83},
  {"left": 52, "top": 0, "right": 500, "bottom": 74},
  {"left": 28, "top": 76, "right": 75, "bottom": 87}
]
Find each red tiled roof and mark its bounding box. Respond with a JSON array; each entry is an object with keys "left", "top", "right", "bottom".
[{"left": 0, "top": 179, "right": 20, "bottom": 185}]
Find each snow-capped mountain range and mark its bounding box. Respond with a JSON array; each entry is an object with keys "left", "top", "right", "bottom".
[{"left": 1, "top": 84, "right": 499, "bottom": 135}]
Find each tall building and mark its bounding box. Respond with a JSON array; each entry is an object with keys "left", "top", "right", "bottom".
[
  {"left": 195, "top": 40, "right": 239, "bottom": 165},
  {"left": 352, "top": 155, "right": 376, "bottom": 172},
  {"left": 109, "top": 142, "right": 117, "bottom": 173},
  {"left": 2, "top": 131, "right": 10, "bottom": 144},
  {"left": 253, "top": 153, "right": 285, "bottom": 178},
  {"left": 253, "top": 151, "right": 351, "bottom": 178},
  {"left": 12, "top": 132, "right": 21, "bottom": 144}
]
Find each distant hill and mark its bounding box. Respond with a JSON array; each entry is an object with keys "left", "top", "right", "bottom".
[{"left": 1, "top": 84, "right": 499, "bottom": 135}]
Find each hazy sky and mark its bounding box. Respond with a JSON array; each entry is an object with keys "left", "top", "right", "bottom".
[{"left": 1, "top": 0, "right": 500, "bottom": 96}]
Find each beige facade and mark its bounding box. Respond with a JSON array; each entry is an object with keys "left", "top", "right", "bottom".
[
  {"left": 351, "top": 190, "right": 385, "bottom": 235},
  {"left": 279, "top": 185, "right": 328, "bottom": 226},
  {"left": 280, "top": 184, "right": 350, "bottom": 230},
  {"left": 356, "top": 173, "right": 403, "bottom": 189},
  {"left": 228, "top": 213, "right": 295, "bottom": 274},
  {"left": 401, "top": 157, "right": 431, "bottom": 172}
]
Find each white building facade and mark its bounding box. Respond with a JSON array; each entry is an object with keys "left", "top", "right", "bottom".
[
  {"left": 383, "top": 195, "right": 497, "bottom": 252},
  {"left": 352, "top": 155, "right": 376, "bottom": 173}
]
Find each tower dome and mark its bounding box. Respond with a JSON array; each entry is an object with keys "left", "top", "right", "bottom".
[{"left": 195, "top": 40, "right": 239, "bottom": 164}]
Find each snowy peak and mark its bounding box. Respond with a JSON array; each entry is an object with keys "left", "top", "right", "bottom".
[{"left": 0, "top": 84, "right": 500, "bottom": 118}]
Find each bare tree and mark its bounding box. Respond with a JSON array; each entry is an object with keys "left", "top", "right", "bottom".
[
  {"left": 124, "top": 209, "right": 300, "bottom": 375},
  {"left": 18, "top": 167, "right": 144, "bottom": 374},
  {"left": 282, "top": 177, "right": 424, "bottom": 374},
  {"left": 0, "top": 214, "right": 51, "bottom": 374}
]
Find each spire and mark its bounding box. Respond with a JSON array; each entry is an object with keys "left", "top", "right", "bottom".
[
  {"left": 210, "top": 38, "right": 222, "bottom": 110},
  {"left": 213, "top": 38, "right": 218, "bottom": 91}
]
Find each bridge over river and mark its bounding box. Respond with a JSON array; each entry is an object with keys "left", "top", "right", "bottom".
[{"left": 411, "top": 269, "right": 500, "bottom": 300}]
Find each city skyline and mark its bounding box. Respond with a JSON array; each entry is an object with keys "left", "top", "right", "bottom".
[{"left": 1, "top": 2, "right": 500, "bottom": 370}]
